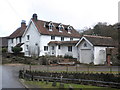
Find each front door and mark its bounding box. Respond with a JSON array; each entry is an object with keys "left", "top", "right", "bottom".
[{"left": 51, "top": 46, "right": 55, "bottom": 55}]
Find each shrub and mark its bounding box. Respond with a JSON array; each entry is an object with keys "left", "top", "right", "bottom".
[
  {"left": 64, "top": 55, "right": 73, "bottom": 59},
  {"left": 2, "top": 48, "right": 7, "bottom": 53},
  {"left": 52, "top": 81, "right": 56, "bottom": 86},
  {"left": 59, "top": 83, "right": 64, "bottom": 89},
  {"left": 12, "top": 46, "right": 22, "bottom": 55}
]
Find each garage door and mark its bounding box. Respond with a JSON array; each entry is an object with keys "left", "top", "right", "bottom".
[{"left": 80, "top": 49, "right": 92, "bottom": 64}]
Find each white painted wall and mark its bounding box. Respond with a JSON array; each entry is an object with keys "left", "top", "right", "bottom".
[
  {"left": 93, "top": 46, "right": 114, "bottom": 65},
  {"left": 23, "top": 22, "right": 41, "bottom": 56},
  {"left": 8, "top": 37, "right": 24, "bottom": 53},
  {"left": 40, "top": 35, "right": 79, "bottom": 56},
  {"left": 49, "top": 44, "right": 78, "bottom": 58}
]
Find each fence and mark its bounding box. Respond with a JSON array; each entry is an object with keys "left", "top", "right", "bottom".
[{"left": 19, "top": 70, "right": 120, "bottom": 89}]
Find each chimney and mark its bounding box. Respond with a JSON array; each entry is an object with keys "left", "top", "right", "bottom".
[
  {"left": 21, "top": 20, "right": 26, "bottom": 28},
  {"left": 32, "top": 13, "right": 37, "bottom": 21}
]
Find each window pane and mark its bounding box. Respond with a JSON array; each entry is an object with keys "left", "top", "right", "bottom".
[
  {"left": 70, "top": 38, "right": 73, "bottom": 41},
  {"left": 61, "top": 37, "right": 64, "bottom": 41},
  {"left": 51, "top": 36, "right": 55, "bottom": 40},
  {"left": 68, "top": 46, "right": 72, "bottom": 52},
  {"left": 52, "top": 46, "right": 54, "bottom": 50},
  {"left": 27, "top": 35, "right": 29, "bottom": 40},
  {"left": 44, "top": 46, "right": 48, "bottom": 51},
  {"left": 58, "top": 45, "right": 61, "bottom": 49},
  {"left": 11, "top": 39, "right": 13, "bottom": 43},
  {"left": 19, "top": 37, "right": 21, "bottom": 43}
]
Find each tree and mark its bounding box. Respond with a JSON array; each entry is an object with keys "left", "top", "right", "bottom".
[{"left": 12, "top": 46, "right": 22, "bottom": 55}]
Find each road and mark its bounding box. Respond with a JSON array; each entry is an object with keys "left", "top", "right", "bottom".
[
  {"left": 0, "top": 64, "right": 119, "bottom": 89},
  {"left": 1, "top": 65, "right": 26, "bottom": 89}
]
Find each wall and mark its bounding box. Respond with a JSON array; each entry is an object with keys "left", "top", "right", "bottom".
[
  {"left": 49, "top": 44, "right": 78, "bottom": 58},
  {"left": 40, "top": 35, "right": 79, "bottom": 56},
  {"left": 8, "top": 37, "right": 24, "bottom": 53},
  {"left": 23, "top": 22, "right": 41, "bottom": 56},
  {"left": 94, "top": 46, "right": 114, "bottom": 65}
]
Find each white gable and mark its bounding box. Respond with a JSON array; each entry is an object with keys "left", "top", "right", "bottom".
[
  {"left": 23, "top": 19, "right": 40, "bottom": 37},
  {"left": 76, "top": 37, "right": 93, "bottom": 47}
]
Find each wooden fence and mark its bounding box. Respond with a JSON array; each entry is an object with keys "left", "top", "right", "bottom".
[{"left": 19, "top": 70, "right": 120, "bottom": 89}]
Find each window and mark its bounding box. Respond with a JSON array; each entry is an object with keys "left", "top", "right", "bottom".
[
  {"left": 49, "top": 22, "right": 54, "bottom": 31},
  {"left": 26, "top": 45, "right": 29, "bottom": 50},
  {"left": 84, "top": 43, "right": 87, "bottom": 47},
  {"left": 52, "top": 46, "right": 54, "bottom": 50},
  {"left": 51, "top": 36, "right": 55, "bottom": 40},
  {"left": 70, "top": 38, "right": 73, "bottom": 41},
  {"left": 58, "top": 45, "right": 61, "bottom": 49},
  {"left": 49, "top": 25, "right": 53, "bottom": 29},
  {"left": 68, "top": 30, "right": 71, "bottom": 34},
  {"left": 44, "top": 46, "right": 48, "bottom": 51},
  {"left": 11, "top": 39, "right": 13, "bottom": 43},
  {"left": 67, "top": 26, "right": 72, "bottom": 34},
  {"left": 61, "top": 37, "right": 64, "bottom": 41},
  {"left": 19, "top": 37, "right": 22, "bottom": 43},
  {"left": 58, "top": 24, "right": 64, "bottom": 32},
  {"left": 68, "top": 46, "right": 72, "bottom": 52},
  {"left": 27, "top": 35, "right": 30, "bottom": 40}
]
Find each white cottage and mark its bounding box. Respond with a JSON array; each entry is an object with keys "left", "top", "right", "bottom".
[
  {"left": 22, "top": 14, "right": 80, "bottom": 57},
  {"left": 8, "top": 20, "right": 27, "bottom": 53},
  {"left": 76, "top": 35, "right": 115, "bottom": 65}
]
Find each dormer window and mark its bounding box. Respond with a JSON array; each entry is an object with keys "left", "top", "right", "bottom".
[
  {"left": 58, "top": 24, "right": 64, "bottom": 32},
  {"left": 67, "top": 26, "right": 72, "bottom": 34},
  {"left": 48, "top": 21, "right": 54, "bottom": 31}
]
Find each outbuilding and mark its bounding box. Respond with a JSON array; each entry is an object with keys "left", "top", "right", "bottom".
[{"left": 76, "top": 35, "right": 115, "bottom": 65}]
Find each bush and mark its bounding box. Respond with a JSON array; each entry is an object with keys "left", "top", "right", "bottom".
[
  {"left": 64, "top": 55, "right": 73, "bottom": 59},
  {"left": 59, "top": 83, "right": 64, "bottom": 89},
  {"left": 2, "top": 48, "right": 7, "bottom": 53},
  {"left": 52, "top": 81, "right": 56, "bottom": 86},
  {"left": 12, "top": 46, "right": 22, "bottom": 55}
]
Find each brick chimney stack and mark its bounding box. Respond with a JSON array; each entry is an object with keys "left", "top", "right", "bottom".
[
  {"left": 21, "top": 20, "right": 26, "bottom": 28},
  {"left": 32, "top": 13, "right": 37, "bottom": 21}
]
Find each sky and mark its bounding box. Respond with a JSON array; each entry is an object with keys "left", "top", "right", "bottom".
[{"left": 0, "top": 0, "right": 119, "bottom": 37}]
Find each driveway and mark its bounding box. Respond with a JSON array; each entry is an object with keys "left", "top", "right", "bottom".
[{"left": 2, "top": 64, "right": 26, "bottom": 89}]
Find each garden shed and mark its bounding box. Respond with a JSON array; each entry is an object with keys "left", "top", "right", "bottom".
[{"left": 76, "top": 35, "right": 115, "bottom": 65}]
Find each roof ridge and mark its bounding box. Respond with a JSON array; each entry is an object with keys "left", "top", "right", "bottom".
[
  {"left": 33, "top": 18, "right": 71, "bottom": 27},
  {"left": 84, "top": 35, "right": 112, "bottom": 39}
]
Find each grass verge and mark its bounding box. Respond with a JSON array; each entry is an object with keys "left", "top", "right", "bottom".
[{"left": 23, "top": 80, "right": 119, "bottom": 90}]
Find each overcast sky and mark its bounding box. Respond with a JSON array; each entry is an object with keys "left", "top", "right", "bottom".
[{"left": 0, "top": 0, "right": 119, "bottom": 37}]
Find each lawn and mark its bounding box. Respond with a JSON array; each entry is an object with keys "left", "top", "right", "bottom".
[{"left": 24, "top": 80, "right": 119, "bottom": 90}]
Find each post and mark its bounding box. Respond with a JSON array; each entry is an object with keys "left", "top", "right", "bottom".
[
  {"left": 66, "top": 65, "right": 68, "bottom": 72},
  {"left": 29, "top": 63, "right": 31, "bottom": 71},
  {"left": 87, "top": 64, "right": 90, "bottom": 73},
  {"left": 47, "top": 65, "right": 49, "bottom": 72},
  {"left": 76, "top": 65, "right": 78, "bottom": 72},
  {"left": 60, "top": 75, "right": 63, "bottom": 83},
  {"left": 109, "top": 66, "right": 112, "bottom": 74}
]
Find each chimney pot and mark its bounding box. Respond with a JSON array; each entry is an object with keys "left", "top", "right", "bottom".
[
  {"left": 21, "top": 20, "right": 26, "bottom": 28},
  {"left": 32, "top": 13, "right": 37, "bottom": 21}
]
